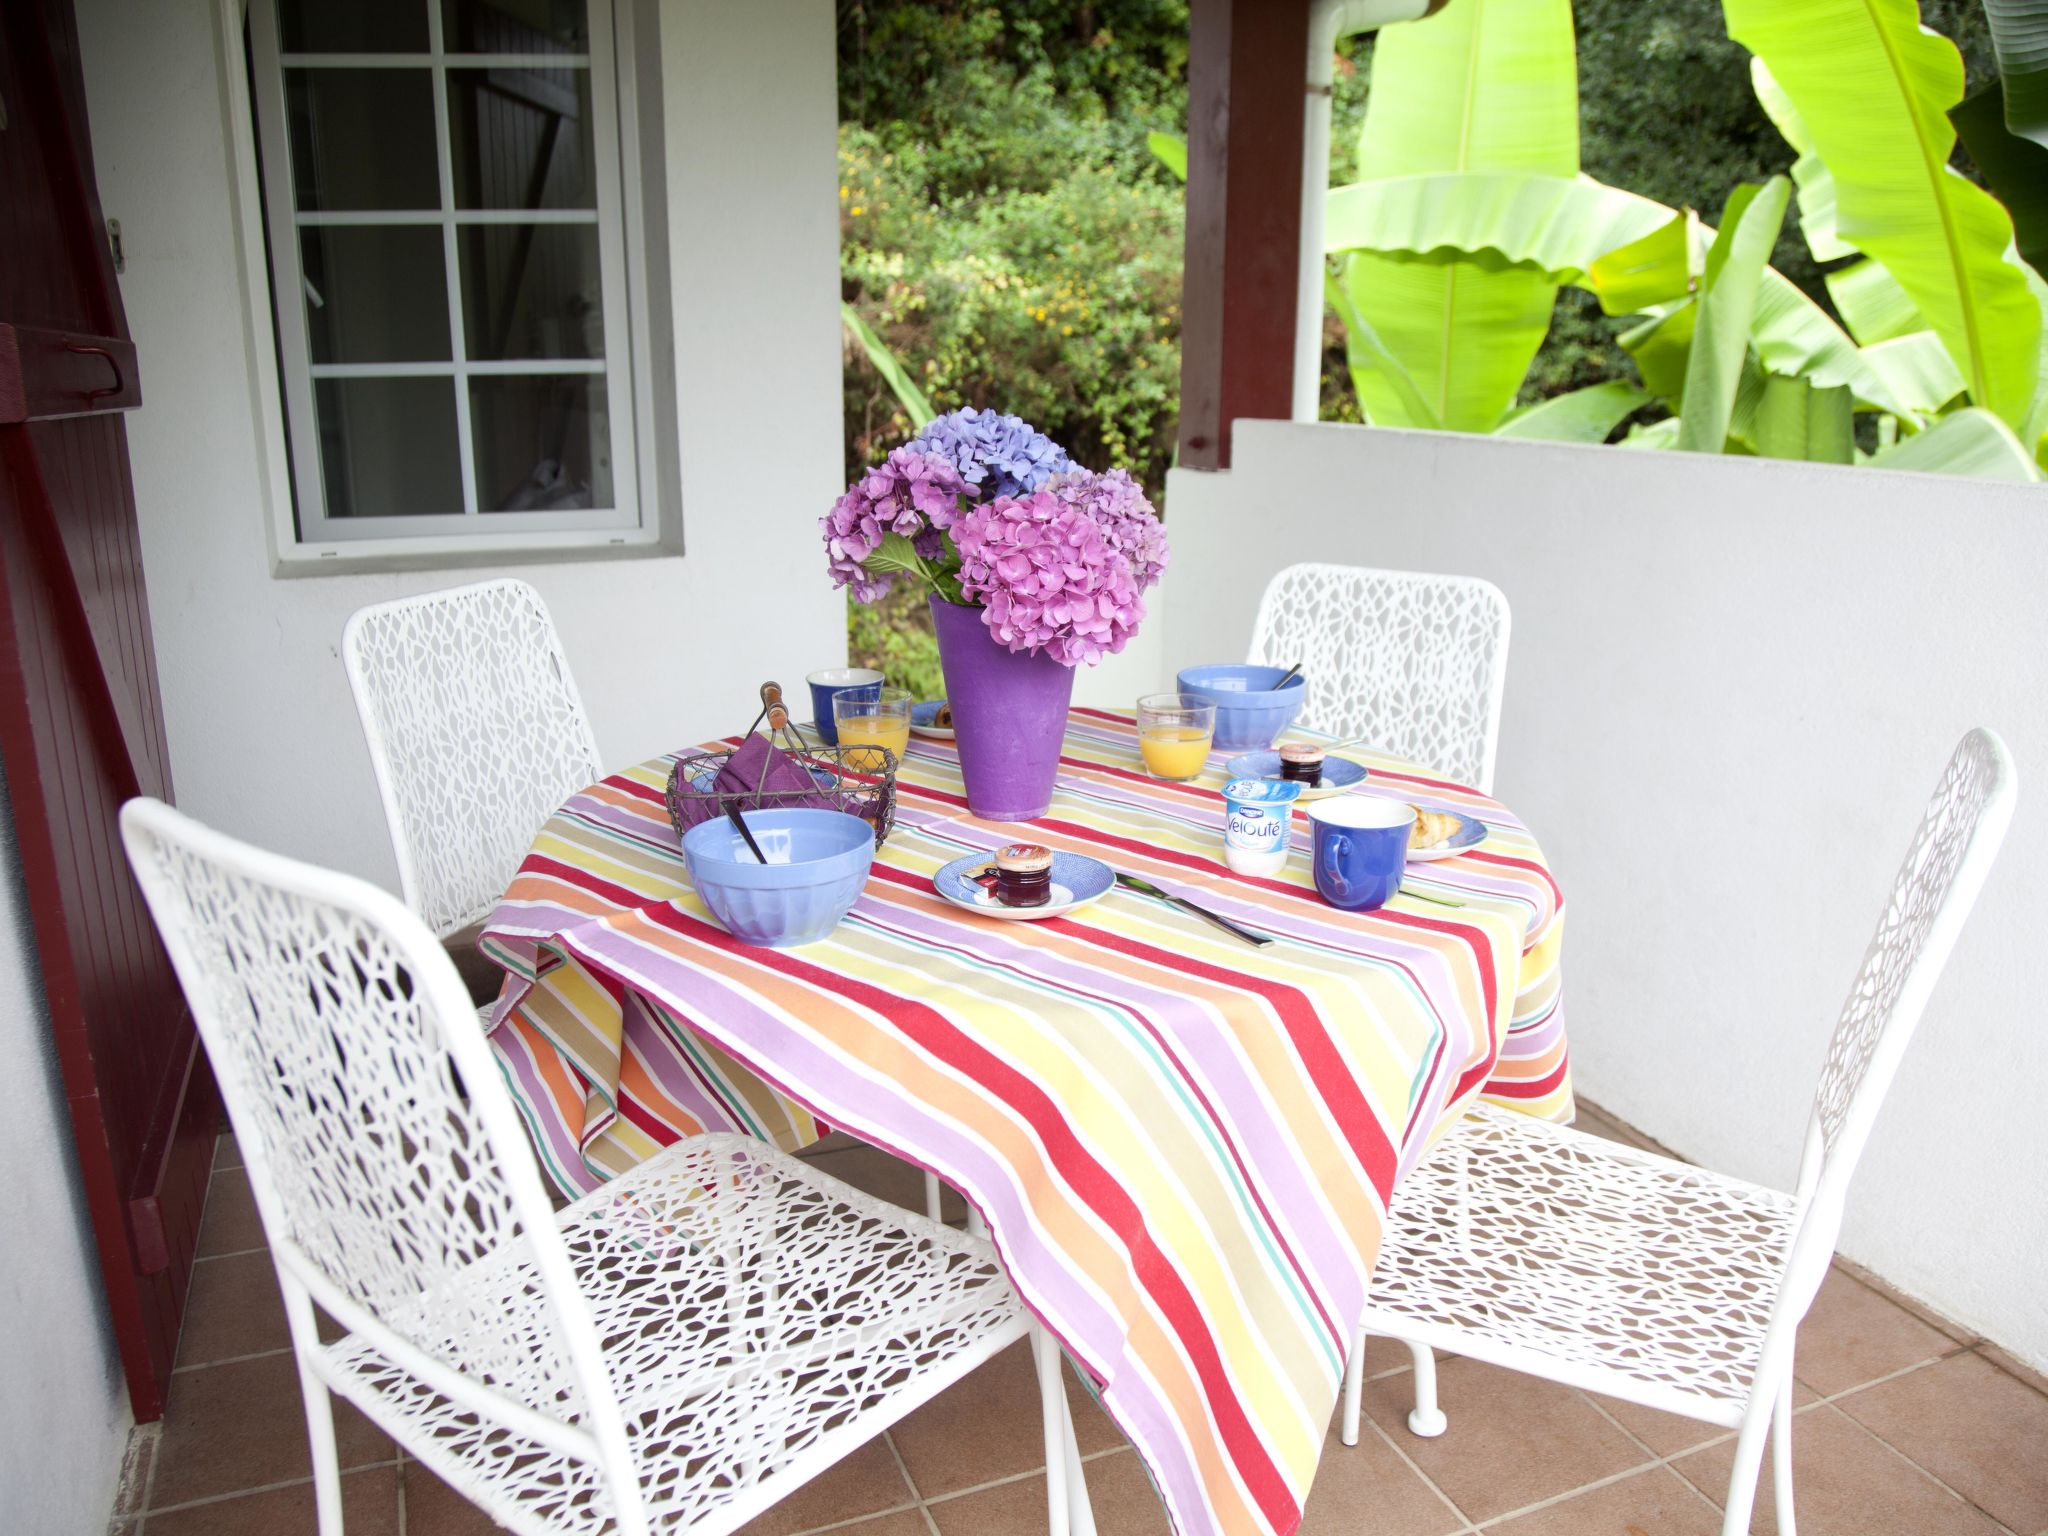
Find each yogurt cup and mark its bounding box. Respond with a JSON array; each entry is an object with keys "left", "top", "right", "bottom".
[{"left": 1222, "top": 776, "right": 1303, "bottom": 877}]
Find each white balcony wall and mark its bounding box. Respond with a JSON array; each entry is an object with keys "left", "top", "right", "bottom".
[
  {"left": 1163, "top": 419, "right": 2048, "bottom": 1370},
  {"left": 71, "top": 0, "right": 846, "bottom": 888}
]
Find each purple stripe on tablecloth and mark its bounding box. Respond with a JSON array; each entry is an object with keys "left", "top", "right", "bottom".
[
  {"left": 618, "top": 989, "right": 755, "bottom": 1137},
  {"left": 490, "top": 1024, "right": 604, "bottom": 1195}
]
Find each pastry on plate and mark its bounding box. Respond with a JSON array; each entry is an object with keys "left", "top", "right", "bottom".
[{"left": 1408, "top": 805, "right": 1462, "bottom": 850}]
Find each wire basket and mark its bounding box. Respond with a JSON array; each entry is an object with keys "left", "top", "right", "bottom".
[{"left": 665, "top": 682, "right": 898, "bottom": 847}]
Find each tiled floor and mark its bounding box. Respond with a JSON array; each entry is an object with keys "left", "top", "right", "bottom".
[{"left": 110, "top": 1105, "right": 2048, "bottom": 1535}]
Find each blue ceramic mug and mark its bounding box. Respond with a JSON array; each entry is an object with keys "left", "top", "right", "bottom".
[
  {"left": 1307, "top": 797, "right": 1417, "bottom": 912},
  {"left": 806, "top": 668, "right": 883, "bottom": 746}
]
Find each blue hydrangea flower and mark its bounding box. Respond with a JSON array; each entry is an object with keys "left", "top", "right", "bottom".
[{"left": 908, "top": 407, "right": 1072, "bottom": 501}]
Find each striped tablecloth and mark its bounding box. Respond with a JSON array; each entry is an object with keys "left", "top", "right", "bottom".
[{"left": 481, "top": 708, "right": 1568, "bottom": 1536}]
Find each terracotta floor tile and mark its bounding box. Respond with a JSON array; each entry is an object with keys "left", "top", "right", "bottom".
[
  {"left": 928, "top": 1447, "right": 1169, "bottom": 1536},
  {"left": 400, "top": 1460, "right": 518, "bottom": 1536},
  {"left": 889, "top": 1339, "right": 1120, "bottom": 1498},
  {"left": 177, "top": 1250, "right": 290, "bottom": 1367},
  {"left": 1361, "top": 1356, "right": 1650, "bottom": 1524},
  {"left": 1830, "top": 1257, "right": 1979, "bottom": 1347},
  {"left": 802, "top": 1513, "right": 932, "bottom": 1536},
  {"left": 1979, "top": 1343, "right": 2048, "bottom": 1401},
  {"left": 803, "top": 1143, "right": 967, "bottom": 1223},
  {"left": 1793, "top": 1267, "right": 1955, "bottom": 1397},
  {"left": 1836, "top": 1352, "right": 2048, "bottom": 1533},
  {"left": 215, "top": 1129, "right": 242, "bottom": 1170},
  {"left": 1672, "top": 1403, "right": 2007, "bottom": 1536},
  {"left": 150, "top": 1351, "right": 394, "bottom": 1508},
  {"left": 1299, "top": 1421, "right": 1464, "bottom": 1536},
  {"left": 735, "top": 1435, "right": 914, "bottom": 1536},
  {"left": 196, "top": 1165, "right": 269, "bottom": 1257},
  {"left": 1482, "top": 1465, "right": 1723, "bottom": 1535},
  {"left": 145, "top": 1463, "right": 398, "bottom": 1536}
]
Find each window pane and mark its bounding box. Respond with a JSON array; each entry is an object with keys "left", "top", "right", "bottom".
[
  {"left": 314, "top": 378, "right": 463, "bottom": 517},
  {"left": 301, "top": 226, "right": 452, "bottom": 364},
  {"left": 285, "top": 69, "right": 439, "bottom": 211},
  {"left": 278, "top": 0, "right": 428, "bottom": 53},
  {"left": 459, "top": 224, "right": 603, "bottom": 360},
  {"left": 447, "top": 68, "right": 595, "bottom": 210},
  {"left": 441, "top": 0, "right": 590, "bottom": 54},
  {"left": 470, "top": 376, "right": 611, "bottom": 511}
]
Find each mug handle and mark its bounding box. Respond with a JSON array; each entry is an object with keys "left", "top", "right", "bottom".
[{"left": 1319, "top": 832, "right": 1351, "bottom": 898}]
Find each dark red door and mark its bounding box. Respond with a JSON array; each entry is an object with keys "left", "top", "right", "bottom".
[{"left": 0, "top": 0, "right": 212, "bottom": 1420}]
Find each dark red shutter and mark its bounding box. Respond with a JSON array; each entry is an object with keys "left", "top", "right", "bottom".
[{"left": 0, "top": 0, "right": 213, "bottom": 1420}]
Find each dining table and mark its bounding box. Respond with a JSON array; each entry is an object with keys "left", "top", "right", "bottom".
[{"left": 479, "top": 705, "right": 1569, "bottom": 1536}]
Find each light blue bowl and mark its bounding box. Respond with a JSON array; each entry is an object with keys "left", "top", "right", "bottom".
[
  {"left": 681, "top": 808, "right": 875, "bottom": 947},
  {"left": 1176, "top": 664, "right": 1308, "bottom": 752}
]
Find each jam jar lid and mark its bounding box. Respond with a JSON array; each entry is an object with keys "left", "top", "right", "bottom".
[
  {"left": 994, "top": 843, "right": 1054, "bottom": 874},
  {"left": 1278, "top": 742, "right": 1326, "bottom": 765}
]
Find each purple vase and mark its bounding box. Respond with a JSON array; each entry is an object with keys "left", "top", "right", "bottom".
[{"left": 928, "top": 596, "right": 1077, "bottom": 821}]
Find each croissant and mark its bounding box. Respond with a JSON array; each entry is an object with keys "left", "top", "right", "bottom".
[{"left": 1408, "top": 805, "right": 1462, "bottom": 850}]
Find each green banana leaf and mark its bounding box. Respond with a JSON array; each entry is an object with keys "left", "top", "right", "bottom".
[
  {"left": 1618, "top": 417, "right": 1683, "bottom": 450},
  {"left": 1951, "top": 81, "right": 2048, "bottom": 279},
  {"left": 1587, "top": 210, "right": 1701, "bottom": 313},
  {"left": 1147, "top": 131, "right": 1187, "bottom": 182},
  {"left": 1984, "top": 0, "right": 2048, "bottom": 148},
  {"left": 1825, "top": 259, "right": 1925, "bottom": 345},
  {"left": 1749, "top": 60, "right": 1854, "bottom": 262},
  {"left": 1750, "top": 373, "right": 1855, "bottom": 463},
  {"left": 1325, "top": 266, "right": 1442, "bottom": 431},
  {"left": 1324, "top": 173, "right": 1672, "bottom": 281},
  {"left": 1859, "top": 332, "right": 1967, "bottom": 415},
  {"left": 1344, "top": 0, "right": 1580, "bottom": 431},
  {"left": 1678, "top": 178, "right": 1792, "bottom": 453},
  {"left": 1492, "top": 381, "right": 1652, "bottom": 442},
  {"left": 1867, "top": 407, "right": 2043, "bottom": 480},
  {"left": 1620, "top": 304, "right": 1697, "bottom": 405},
  {"left": 841, "top": 302, "right": 936, "bottom": 431},
  {"left": 1725, "top": 0, "right": 2042, "bottom": 428}
]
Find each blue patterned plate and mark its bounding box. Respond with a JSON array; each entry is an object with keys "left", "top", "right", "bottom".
[
  {"left": 932, "top": 851, "right": 1113, "bottom": 921},
  {"left": 1223, "top": 751, "right": 1369, "bottom": 801},
  {"left": 1405, "top": 809, "right": 1487, "bottom": 861},
  {"left": 910, "top": 700, "right": 954, "bottom": 740}
]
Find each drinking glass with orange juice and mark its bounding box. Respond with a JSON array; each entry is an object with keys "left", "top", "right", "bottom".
[
  {"left": 834, "top": 686, "right": 913, "bottom": 772},
  {"left": 1136, "top": 693, "right": 1217, "bottom": 782}
]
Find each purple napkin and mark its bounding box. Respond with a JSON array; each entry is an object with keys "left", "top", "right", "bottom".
[{"left": 674, "top": 734, "right": 833, "bottom": 833}]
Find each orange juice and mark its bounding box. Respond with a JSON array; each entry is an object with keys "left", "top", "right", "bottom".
[
  {"left": 837, "top": 713, "right": 911, "bottom": 770},
  {"left": 1140, "top": 725, "right": 1213, "bottom": 781}
]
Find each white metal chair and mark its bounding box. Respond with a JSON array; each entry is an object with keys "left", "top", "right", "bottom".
[
  {"left": 344, "top": 579, "right": 603, "bottom": 939},
  {"left": 1247, "top": 563, "right": 1511, "bottom": 793},
  {"left": 120, "top": 798, "right": 1094, "bottom": 1536},
  {"left": 1342, "top": 729, "right": 2016, "bottom": 1536}
]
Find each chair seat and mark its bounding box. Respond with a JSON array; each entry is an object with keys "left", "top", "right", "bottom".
[
  {"left": 323, "top": 1134, "right": 1026, "bottom": 1536},
  {"left": 1360, "top": 1105, "right": 1801, "bottom": 1424}
]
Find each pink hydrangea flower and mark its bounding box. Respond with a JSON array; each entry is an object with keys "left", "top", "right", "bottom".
[
  {"left": 1042, "top": 467, "right": 1169, "bottom": 592},
  {"left": 952, "top": 490, "right": 1146, "bottom": 666},
  {"left": 820, "top": 449, "right": 970, "bottom": 602}
]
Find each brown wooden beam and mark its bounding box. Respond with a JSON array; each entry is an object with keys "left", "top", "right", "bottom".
[{"left": 1178, "top": 0, "right": 1311, "bottom": 471}]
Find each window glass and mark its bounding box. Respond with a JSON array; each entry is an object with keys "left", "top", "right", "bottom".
[
  {"left": 278, "top": 0, "right": 428, "bottom": 53},
  {"left": 446, "top": 68, "right": 597, "bottom": 210},
  {"left": 458, "top": 224, "right": 603, "bottom": 360},
  {"left": 314, "top": 379, "right": 464, "bottom": 517},
  {"left": 301, "top": 226, "right": 453, "bottom": 364},
  {"left": 441, "top": 0, "right": 590, "bottom": 54},
  {"left": 285, "top": 70, "right": 440, "bottom": 211},
  {"left": 471, "top": 376, "right": 611, "bottom": 512}
]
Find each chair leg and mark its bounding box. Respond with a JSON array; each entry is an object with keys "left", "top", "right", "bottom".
[
  {"left": 1771, "top": 1371, "right": 1797, "bottom": 1536},
  {"left": 1057, "top": 1362, "right": 1099, "bottom": 1536},
  {"left": 1341, "top": 1325, "right": 1366, "bottom": 1446},
  {"left": 1032, "top": 1324, "right": 1071, "bottom": 1536},
  {"left": 280, "top": 1278, "right": 344, "bottom": 1536},
  {"left": 1719, "top": 1401, "right": 1775, "bottom": 1536},
  {"left": 924, "top": 1171, "right": 943, "bottom": 1224},
  {"left": 1404, "top": 1339, "right": 1447, "bottom": 1438}
]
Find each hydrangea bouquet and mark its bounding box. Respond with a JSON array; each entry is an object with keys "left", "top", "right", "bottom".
[{"left": 821, "top": 407, "right": 1167, "bottom": 668}]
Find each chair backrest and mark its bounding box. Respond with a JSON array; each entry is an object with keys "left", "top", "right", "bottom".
[
  {"left": 1752, "top": 729, "right": 2015, "bottom": 1393},
  {"left": 344, "top": 579, "right": 603, "bottom": 937},
  {"left": 119, "top": 798, "right": 644, "bottom": 1532},
  {"left": 1246, "top": 563, "right": 1512, "bottom": 793}
]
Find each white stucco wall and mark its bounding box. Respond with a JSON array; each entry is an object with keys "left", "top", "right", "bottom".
[
  {"left": 0, "top": 770, "right": 130, "bottom": 1535},
  {"left": 73, "top": 0, "right": 846, "bottom": 886},
  {"left": 1164, "top": 419, "right": 2048, "bottom": 1369}
]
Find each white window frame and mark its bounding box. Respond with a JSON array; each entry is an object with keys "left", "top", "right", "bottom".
[{"left": 245, "top": 0, "right": 654, "bottom": 554}]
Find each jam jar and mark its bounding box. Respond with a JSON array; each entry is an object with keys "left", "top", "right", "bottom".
[
  {"left": 1278, "top": 743, "right": 1326, "bottom": 785},
  {"left": 992, "top": 843, "right": 1054, "bottom": 907}
]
